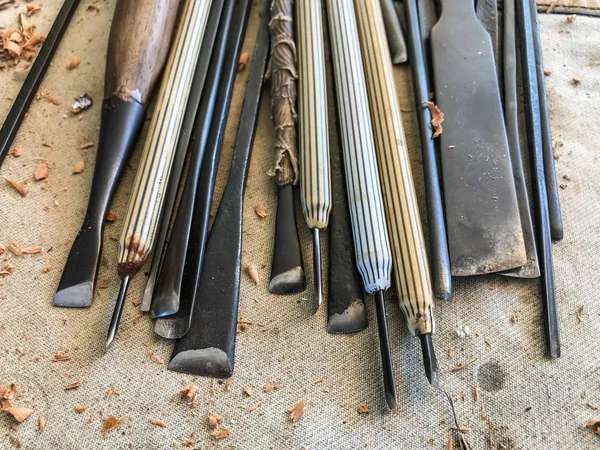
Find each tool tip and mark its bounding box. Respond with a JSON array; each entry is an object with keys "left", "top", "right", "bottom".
[
  {"left": 419, "top": 334, "right": 439, "bottom": 387},
  {"left": 52, "top": 282, "right": 94, "bottom": 308},
  {"left": 312, "top": 229, "right": 323, "bottom": 313}
]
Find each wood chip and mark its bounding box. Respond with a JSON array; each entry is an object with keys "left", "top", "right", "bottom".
[
  {"left": 288, "top": 400, "right": 305, "bottom": 423},
  {"left": 248, "top": 403, "right": 259, "bottom": 412},
  {"left": 64, "top": 382, "right": 80, "bottom": 390},
  {"left": 544, "top": 68, "right": 552, "bottom": 76},
  {"left": 34, "top": 163, "right": 48, "bottom": 181},
  {"left": 106, "top": 210, "right": 117, "bottom": 222},
  {"left": 74, "top": 406, "right": 86, "bottom": 414},
  {"left": 473, "top": 387, "right": 479, "bottom": 401},
  {"left": 423, "top": 101, "right": 444, "bottom": 138},
  {"left": 22, "top": 246, "right": 42, "bottom": 254},
  {"left": 26, "top": 4, "right": 41, "bottom": 16},
  {"left": 180, "top": 385, "right": 197, "bottom": 399},
  {"left": 585, "top": 419, "right": 600, "bottom": 429},
  {"left": 357, "top": 403, "right": 369, "bottom": 414},
  {"left": 151, "top": 419, "right": 167, "bottom": 427},
  {"left": 73, "top": 160, "right": 85, "bottom": 174},
  {"left": 484, "top": 337, "right": 492, "bottom": 347},
  {"left": 510, "top": 314, "right": 518, "bottom": 323},
  {"left": 36, "top": 415, "right": 45, "bottom": 431},
  {"left": 7, "top": 242, "right": 22, "bottom": 256},
  {"left": 242, "top": 263, "right": 259, "bottom": 285},
  {"left": 264, "top": 380, "right": 280, "bottom": 392},
  {"left": 105, "top": 387, "right": 120, "bottom": 399},
  {"left": 446, "top": 438, "right": 454, "bottom": 450},
  {"left": 208, "top": 414, "right": 221, "bottom": 429},
  {"left": 15, "top": 348, "right": 25, "bottom": 357},
  {"left": 102, "top": 415, "right": 125, "bottom": 437},
  {"left": 4, "top": 177, "right": 27, "bottom": 197},
  {"left": 10, "top": 145, "right": 23, "bottom": 157},
  {"left": 80, "top": 141, "right": 95, "bottom": 150},
  {"left": 40, "top": 94, "right": 61, "bottom": 105},
  {"left": 51, "top": 352, "right": 71, "bottom": 362},
  {"left": 577, "top": 306, "right": 584, "bottom": 323},
  {"left": 238, "top": 52, "right": 249, "bottom": 72},
  {"left": 451, "top": 425, "right": 471, "bottom": 433},
  {"left": 447, "top": 347, "right": 453, "bottom": 358},
  {"left": 211, "top": 428, "right": 229, "bottom": 439},
  {"left": 1, "top": 406, "right": 33, "bottom": 423},
  {"left": 314, "top": 377, "right": 325, "bottom": 384},
  {"left": 66, "top": 55, "right": 80, "bottom": 70},
  {"left": 450, "top": 358, "right": 477, "bottom": 373},
  {"left": 572, "top": 77, "right": 582, "bottom": 85},
  {"left": 553, "top": 140, "right": 564, "bottom": 160},
  {"left": 254, "top": 204, "right": 266, "bottom": 218},
  {"left": 243, "top": 386, "right": 253, "bottom": 397},
  {"left": 566, "top": 15, "right": 576, "bottom": 22},
  {"left": 226, "top": 378, "right": 234, "bottom": 391}
]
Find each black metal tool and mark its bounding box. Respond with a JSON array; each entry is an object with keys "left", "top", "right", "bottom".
[
  {"left": 516, "top": 0, "right": 560, "bottom": 358},
  {"left": 150, "top": 0, "right": 235, "bottom": 320},
  {"left": 404, "top": 0, "right": 452, "bottom": 301},
  {"left": 140, "top": 0, "right": 226, "bottom": 313},
  {"left": 153, "top": 0, "right": 252, "bottom": 339},
  {"left": 0, "top": 0, "right": 81, "bottom": 168},
  {"left": 380, "top": 0, "right": 407, "bottom": 63},
  {"left": 168, "top": 2, "right": 270, "bottom": 376},
  {"left": 529, "top": 0, "right": 563, "bottom": 241},
  {"left": 476, "top": 0, "right": 501, "bottom": 95},
  {"left": 432, "top": 0, "right": 526, "bottom": 276}
]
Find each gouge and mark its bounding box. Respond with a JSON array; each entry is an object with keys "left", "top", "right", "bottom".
[
  {"left": 327, "top": 0, "right": 397, "bottom": 409},
  {"left": 106, "top": 0, "right": 213, "bottom": 347},
  {"left": 356, "top": 0, "right": 438, "bottom": 386},
  {"left": 53, "top": 0, "right": 180, "bottom": 308},
  {"left": 296, "top": 0, "right": 331, "bottom": 313}
]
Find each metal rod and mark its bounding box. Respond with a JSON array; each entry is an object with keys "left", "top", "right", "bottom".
[
  {"left": 106, "top": 276, "right": 129, "bottom": 348},
  {"left": 312, "top": 229, "right": 323, "bottom": 309}
]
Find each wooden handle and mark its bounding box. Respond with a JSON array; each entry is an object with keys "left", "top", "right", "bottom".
[
  {"left": 105, "top": 0, "right": 181, "bottom": 103},
  {"left": 118, "top": 0, "right": 212, "bottom": 276},
  {"left": 326, "top": 0, "right": 392, "bottom": 294},
  {"left": 297, "top": 0, "right": 331, "bottom": 230},
  {"left": 355, "top": 0, "right": 434, "bottom": 336}
]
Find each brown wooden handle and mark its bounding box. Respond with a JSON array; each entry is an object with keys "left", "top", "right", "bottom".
[{"left": 105, "top": 0, "right": 181, "bottom": 103}]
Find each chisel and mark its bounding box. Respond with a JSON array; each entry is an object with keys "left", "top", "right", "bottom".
[
  {"left": 168, "top": 1, "right": 270, "bottom": 377},
  {"left": 268, "top": 0, "right": 306, "bottom": 296},
  {"left": 296, "top": 0, "right": 331, "bottom": 313},
  {"left": 379, "top": 0, "right": 407, "bottom": 64},
  {"left": 476, "top": 0, "right": 502, "bottom": 94},
  {"left": 53, "top": 0, "right": 181, "bottom": 308},
  {"left": 106, "top": 0, "right": 213, "bottom": 347},
  {"left": 356, "top": 0, "right": 437, "bottom": 386},
  {"left": 326, "top": 0, "right": 397, "bottom": 409},
  {"left": 140, "top": 0, "right": 225, "bottom": 313}
]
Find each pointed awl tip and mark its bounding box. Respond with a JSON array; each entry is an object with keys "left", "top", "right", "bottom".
[
  {"left": 419, "top": 333, "right": 439, "bottom": 388},
  {"left": 105, "top": 276, "right": 131, "bottom": 350}
]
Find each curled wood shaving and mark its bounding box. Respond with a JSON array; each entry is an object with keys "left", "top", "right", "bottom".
[
  {"left": 34, "top": 163, "right": 48, "bottom": 181},
  {"left": 314, "top": 377, "right": 325, "bottom": 384},
  {"left": 51, "top": 352, "right": 71, "bottom": 362},
  {"left": 1, "top": 406, "right": 33, "bottom": 422},
  {"left": 102, "top": 415, "right": 125, "bottom": 437},
  {"left": 242, "top": 263, "right": 259, "bottom": 285},
  {"left": 288, "top": 400, "right": 305, "bottom": 423},
  {"left": 243, "top": 386, "right": 253, "bottom": 397},
  {"left": 26, "top": 4, "right": 41, "bottom": 16},
  {"left": 151, "top": 419, "right": 167, "bottom": 427},
  {"left": 38, "top": 415, "right": 46, "bottom": 431},
  {"left": 66, "top": 55, "right": 80, "bottom": 70},
  {"left": 10, "top": 145, "right": 23, "bottom": 157},
  {"left": 254, "top": 204, "right": 266, "bottom": 218},
  {"left": 211, "top": 428, "right": 229, "bottom": 439},
  {"left": 248, "top": 403, "right": 259, "bottom": 412},
  {"left": 7, "top": 242, "right": 22, "bottom": 256},
  {"left": 226, "top": 378, "right": 234, "bottom": 391},
  {"left": 208, "top": 414, "right": 221, "bottom": 430},
  {"left": 73, "top": 160, "right": 85, "bottom": 174},
  {"left": 4, "top": 177, "right": 27, "bottom": 197},
  {"left": 357, "top": 403, "right": 369, "bottom": 414},
  {"left": 64, "top": 382, "right": 80, "bottom": 390},
  {"left": 21, "top": 246, "right": 42, "bottom": 254},
  {"left": 423, "top": 101, "right": 444, "bottom": 138},
  {"left": 577, "top": 306, "right": 584, "bottom": 323},
  {"left": 238, "top": 52, "right": 249, "bottom": 72}
]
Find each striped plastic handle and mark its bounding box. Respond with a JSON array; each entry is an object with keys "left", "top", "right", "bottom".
[
  {"left": 355, "top": 0, "right": 434, "bottom": 335},
  {"left": 118, "top": 0, "right": 212, "bottom": 273},
  {"left": 326, "top": 0, "right": 392, "bottom": 294},
  {"left": 297, "top": 0, "right": 331, "bottom": 230}
]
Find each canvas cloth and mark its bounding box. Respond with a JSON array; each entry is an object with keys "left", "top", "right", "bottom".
[{"left": 0, "top": 1, "right": 599, "bottom": 448}]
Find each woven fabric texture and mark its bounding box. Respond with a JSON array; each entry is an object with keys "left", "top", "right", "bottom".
[{"left": 0, "top": 1, "right": 599, "bottom": 449}]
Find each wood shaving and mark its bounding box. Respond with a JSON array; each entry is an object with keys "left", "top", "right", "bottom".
[
  {"left": 39, "top": 93, "right": 61, "bottom": 105},
  {"left": 26, "top": 4, "right": 41, "bottom": 16},
  {"left": 446, "top": 438, "right": 453, "bottom": 450},
  {"left": 423, "top": 101, "right": 444, "bottom": 138},
  {"left": 80, "top": 141, "right": 95, "bottom": 150},
  {"left": 447, "top": 347, "right": 453, "bottom": 358},
  {"left": 10, "top": 145, "right": 23, "bottom": 157},
  {"left": 0, "top": 0, "right": 15, "bottom": 10},
  {"left": 484, "top": 337, "right": 492, "bottom": 347},
  {"left": 64, "top": 382, "right": 80, "bottom": 390},
  {"left": 357, "top": 403, "right": 369, "bottom": 414},
  {"left": 22, "top": 246, "right": 42, "bottom": 254},
  {"left": 7, "top": 242, "right": 22, "bottom": 256},
  {"left": 4, "top": 177, "right": 27, "bottom": 197},
  {"left": 182, "top": 438, "right": 195, "bottom": 447},
  {"left": 577, "top": 306, "right": 584, "bottom": 323},
  {"left": 566, "top": 15, "right": 576, "bottom": 22},
  {"left": 242, "top": 263, "right": 259, "bottom": 285},
  {"left": 73, "top": 160, "right": 85, "bottom": 174},
  {"left": 226, "top": 378, "right": 234, "bottom": 391},
  {"left": 180, "top": 385, "right": 197, "bottom": 399},
  {"left": 322, "top": 387, "right": 329, "bottom": 393},
  {"left": 151, "top": 419, "right": 167, "bottom": 427},
  {"left": 208, "top": 414, "right": 221, "bottom": 430},
  {"left": 248, "top": 403, "right": 259, "bottom": 412},
  {"left": 264, "top": 380, "right": 280, "bottom": 392},
  {"left": 72, "top": 93, "right": 93, "bottom": 114},
  {"left": 2, "top": 384, "right": 16, "bottom": 400},
  {"left": 314, "top": 377, "right": 325, "bottom": 384},
  {"left": 1, "top": 406, "right": 33, "bottom": 423},
  {"left": 288, "top": 400, "right": 305, "bottom": 423},
  {"left": 74, "top": 406, "right": 86, "bottom": 414},
  {"left": 572, "top": 77, "right": 582, "bottom": 85},
  {"left": 553, "top": 140, "right": 564, "bottom": 160},
  {"left": 66, "top": 55, "right": 80, "bottom": 70},
  {"left": 544, "top": 68, "right": 552, "bottom": 76},
  {"left": 451, "top": 425, "right": 471, "bottom": 433},
  {"left": 52, "top": 352, "right": 71, "bottom": 362},
  {"left": 473, "top": 387, "right": 479, "bottom": 401},
  {"left": 243, "top": 386, "right": 253, "bottom": 397},
  {"left": 15, "top": 348, "right": 25, "bottom": 357},
  {"left": 102, "top": 415, "right": 125, "bottom": 438},
  {"left": 450, "top": 358, "right": 477, "bottom": 373},
  {"left": 34, "top": 163, "right": 48, "bottom": 181},
  {"left": 238, "top": 52, "right": 249, "bottom": 72},
  {"left": 510, "top": 314, "right": 518, "bottom": 323},
  {"left": 106, "top": 210, "right": 117, "bottom": 222},
  {"left": 211, "top": 428, "right": 229, "bottom": 439},
  {"left": 254, "top": 204, "right": 266, "bottom": 218},
  {"left": 38, "top": 415, "right": 46, "bottom": 431}
]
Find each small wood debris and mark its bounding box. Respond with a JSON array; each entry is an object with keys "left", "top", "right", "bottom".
[
  {"left": 4, "top": 177, "right": 27, "bottom": 197},
  {"left": 183, "top": 438, "right": 195, "bottom": 447},
  {"left": 254, "top": 204, "right": 266, "bottom": 218},
  {"left": 289, "top": 400, "right": 305, "bottom": 423},
  {"left": 585, "top": 418, "right": 600, "bottom": 433},
  {"left": 208, "top": 413, "right": 221, "bottom": 430},
  {"left": 357, "top": 403, "right": 369, "bottom": 414},
  {"left": 322, "top": 387, "right": 329, "bottom": 393},
  {"left": 80, "top": 141, "right": 95, "bottom": 150},
  {"left": 242, "top": 263, "right": 259, "bottom": 285},
  {"left": 451, "top": 425, "right": 471, "bottom": 433},
  {"left": 39, "top": 93, "right": 61, "bottom": 105},
  {"left": 264, "top": 380, "right": 280, "bottom": 392},
  {"left": 566, "top": 15, "right": 576, "bottom": 22},
  {"left": 106, "top": 210, "right": 117, "bottom": 222},
  {"left": 132, "top": 298, "right": 141, "bottom": 307},
  {"left": 484, "top": 337, "right": 492, "bottom": 347},
  {"left": 86, "top": 5, "right": 100, "bottom": 12},
  {"left": 423, "top": 101, "right": 444, "bottom": 138},
  {"left": 572, "top": 77, "right": 582, "bottom": 85},
  {"left": 587, "top": 404, "right": 599, "bottom": 412},
  {"left": 180, "top": 385, "right": 197, "bottom": 399},
  {"left": 237, "top": 322, "right": 250, "bottom": 333},
  {"left": 10, "top": 145, "right": 23, "bottom": 157},
  {"left": 243, "top": 386, "right": 253, "bottom": 397},
  {"left": 51, "top": 352, "right": 71, "bottom": 362},
  {"left": 73, "top": 160, "right": 85, "bottom": 174},
  {"left": 447, "top": 347, "right": 453, "bottom": 358},
  {"left": 34, "top": 163, "right": 49, "bottom": 181},
  {"left": 15, "top": 347, "right": 25, "bottom": 357},
  {"left": 543, "top": 68, "right": 552, "bottom": 76},
  {"left": 0, "top": 0, "right": 15, "bottom": 10},
  {"left": 226, "top": 378, "right": 234, "bottom": 391},
  {"left": 7, "top": 242, "right": 22, "bottom": 256},
  {"left": 248, "top": 403, "right": 259, "bottom": 412},
  {"left": 211, "top": 428, "right": 229, "bottom": 439},
  {"left": 38, "top": 415, "right": 45, "bottom": 431},
  {"left": 1, "top": 406, "right": 33, "bottom": 423},
  {"left": 74, "top": 406, "right": 86, "bottom": 414},
  {"left": 473, "top": 387, "right": 479, "bottom": 401},
  {"left": 314, "top": 377, "right": 325, "bottom": 384},
  {"left": 238, "top": 52, "right": 249, "bottom": 72},
  {"left": 72, "top": 93, "right": 93, "bottom": 114},
  {"left": 577, "top": 306, "right": 584, "bottom": 323},
  {"left": 102, "top": 415, "right": 125, "bottom": 438},
  {"left": 22, "top": 246, "right": 42, "bottom": 254},
  {"left": 151, "top": 419, "right": 167, "bottom": 427},
  {"left": 510, "top": 314, "right": 518, "bottom": 323},
  {"left": 64, "top": 382, "right": 80, "bottom": 390},
  {"left": 450, "top": 358, "right": 477, "bottom": 373},
  {"left": 66, "top": 55, "right": 80, "bottom": 70}
]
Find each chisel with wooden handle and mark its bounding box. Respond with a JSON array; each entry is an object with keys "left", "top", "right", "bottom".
[
  {"left": 296, "top": 0, "right": 331, "bottom": 313},
  {"left": 326, "top": 0, "right": 397, "bottom": 409},
  {"left": 53, "top": 0, "right": 180, "bottom": 308},
  {"left": 356, "top": 0, "right": 438, "bottom": 386},
  {"left": 106, "top": 0, "right": 213, "bottom": 347}
]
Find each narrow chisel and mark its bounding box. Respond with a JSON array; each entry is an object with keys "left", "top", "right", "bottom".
[
  {"left": 327, "top": 0, "right": 397, "bottom": 409},
  {"left": 476, "top": 0, "right": 502, "bottom": 94},
  {"left": 356, "top": 0, "right": 438, "bottom": 386},
  {"left": 53, "top": 0, "right": 180, "bottom": 308},
  {"left": 106, "top": 0, "right": 213, "bottom": 347}
]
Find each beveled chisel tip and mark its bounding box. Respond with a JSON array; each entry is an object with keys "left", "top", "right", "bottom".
[
  {"left": 154, "top": 317, "right": 188, "bottom": 340},
  {"left": 419, "top": 333, "right": 439, "bottom": 388},
  {"left": 268, "top": 266, "right": 306, "bottom": 295},
  {"left": 53, "top": 282, "right": 94, "bottom": 308},
  {"left": 312, "top": 228, "right": 323, "bottom": 314}
]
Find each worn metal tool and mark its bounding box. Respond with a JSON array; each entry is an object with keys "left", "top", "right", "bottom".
[
  {"left": 150, "top": 0, "right": 235, "bottom": 320},
  {"left": 501, "top": 0, "right": 540, "bottom": 279},
  {"left": 416, "top": 0, "right": 439, "bottom": 90},
  {"left": 154, "top": 0, "right": 252, "bottom": 338},
  {"left": 516, "top": 0, "right": 560, "bottom": 358},
  {"left": 403, "top": 0, "right": 452, "bottom": 302},
  {"left": 296, "top": 0, "right": 331, "bottom": 313},
  {"left": 140, "top": 0, "right": 225, "bottom": 313},
  {"left": 168, "top": 2, "right": 270, "bottom": 376},
  {"left": 327, "top": 0, "right": 397, "bottom": 409},
  {"left": 380, "top": 0, "right": 407, "bottom": 63},
  {"left": 0, "top": 0, "right": 81, "bottom": 168},
  {"left": 356, "top": 0, "right": 438, "bottom": 386},
  {"left": 529, "top": 0, "right": 563, "bottom": 241},
  {"left": 431, "top": 0, "right": 526, "bottom": 276},
  {"left": 268, "top": 0, "right": 306, "bottom": 296},
  {"left": 53, "top": 0, "right": 180, "bottom": 308},
  {"left": 476, "top": 0, "right": 501, "bottom": 93},
  {"left": 106, "top": 0, "right": 213, "bottom": 347},
  {"left": 323, "top": 1, "right": 368, "bottom": 334}
]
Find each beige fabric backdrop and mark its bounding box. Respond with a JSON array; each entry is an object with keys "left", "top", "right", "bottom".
[{"left": 1, "top": 0, "right": 599, "bottom": 448}]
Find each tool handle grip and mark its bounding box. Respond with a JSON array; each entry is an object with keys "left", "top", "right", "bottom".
[
  {"left": 105, "top": 0, "right": 180, "bottom": 103},
  {"left": 297, "top": 0, "right": 331, "bottom": 230},
  {"left": 118, "top": 0, "right": 212, "bottom": 276},
  {"left": 355, "top": 0, "right": 434, "bottom": 336}
]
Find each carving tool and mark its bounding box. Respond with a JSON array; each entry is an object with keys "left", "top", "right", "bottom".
[
  {"left": 500, "top": 0, "right": 540, "bottom": 278},
  {"left": 0, "top": 0, "right": 81, "bottom": 167},
  {"left": 53, "top": 0, "right": 180, "bottom": 308},
  {"left": 379, "top": 0, "right": 407, "bottom": 64},
  {"left": 268, "top": 0, "right": 306, "bottom": 296},
  {"left": 296, "top": 0, "right": 330, "bottom": 313},
  {"left": 516, "top": 0, "right": 560, "bottom": 358},
  {"left": 476, "top": 0, "right": 501, "bottom": 93},
  {"left": 140, "top": 0, "right": 225, "bottom": 312},
  {"left": 431, "top": 0, "right": 526, "bottom": 276},
  {"left": 529, "top": 0, "right": 563, "bottom": 241},
  {"left": 356, "top": 0, "right": 437, "bottom": 386},
  {"left": 150, "top": 0, "right": 235, "bottom": 319},
  {"left": 168, "top": 2, "right": 269, "bottom": 376},
  {"left": 154, "top": 0, "right": 252, "bottom": 338},
  {"left": 403, "top": 0, "right": 452, "bottom": 301},
  {"left": 106, "top": 0, "right": 213, "bottom": 347},
  {"left": 323, "top": 2, "right": 368, "bottom": 334},
  {"left": 327, "top": 0, "right": 397, "bottom": 409}
]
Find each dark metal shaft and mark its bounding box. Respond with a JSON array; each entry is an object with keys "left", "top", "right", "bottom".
[
  {"left": 106, "top": 275, "right": 130, "bottom": 348},
  {"left": 312, "top": 229, "right": 323, "bottom": 308},
  {"left": 419, "top": 334, "right": 438, "bottom": 387},
  {"left": 374, "top": 290, "right": 398, "bottom": 409}
]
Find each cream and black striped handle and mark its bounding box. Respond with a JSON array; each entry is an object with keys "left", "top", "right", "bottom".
[
  {"left": 118, "top": 0, "right": 212, "bottom": 277},
  {"left": 355, "top": 0, "right": 434, "bottom": 336}
]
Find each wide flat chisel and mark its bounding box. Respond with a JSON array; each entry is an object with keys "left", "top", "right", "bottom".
[
  {"left": 431, "top": 0, "right": 526, "bottom": 276},
  {"left": 53, "top": 0, "right": 180, "bottom": 308},
  {"left": 476, "top": 0, "right": 502, "bottom": 94}
]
